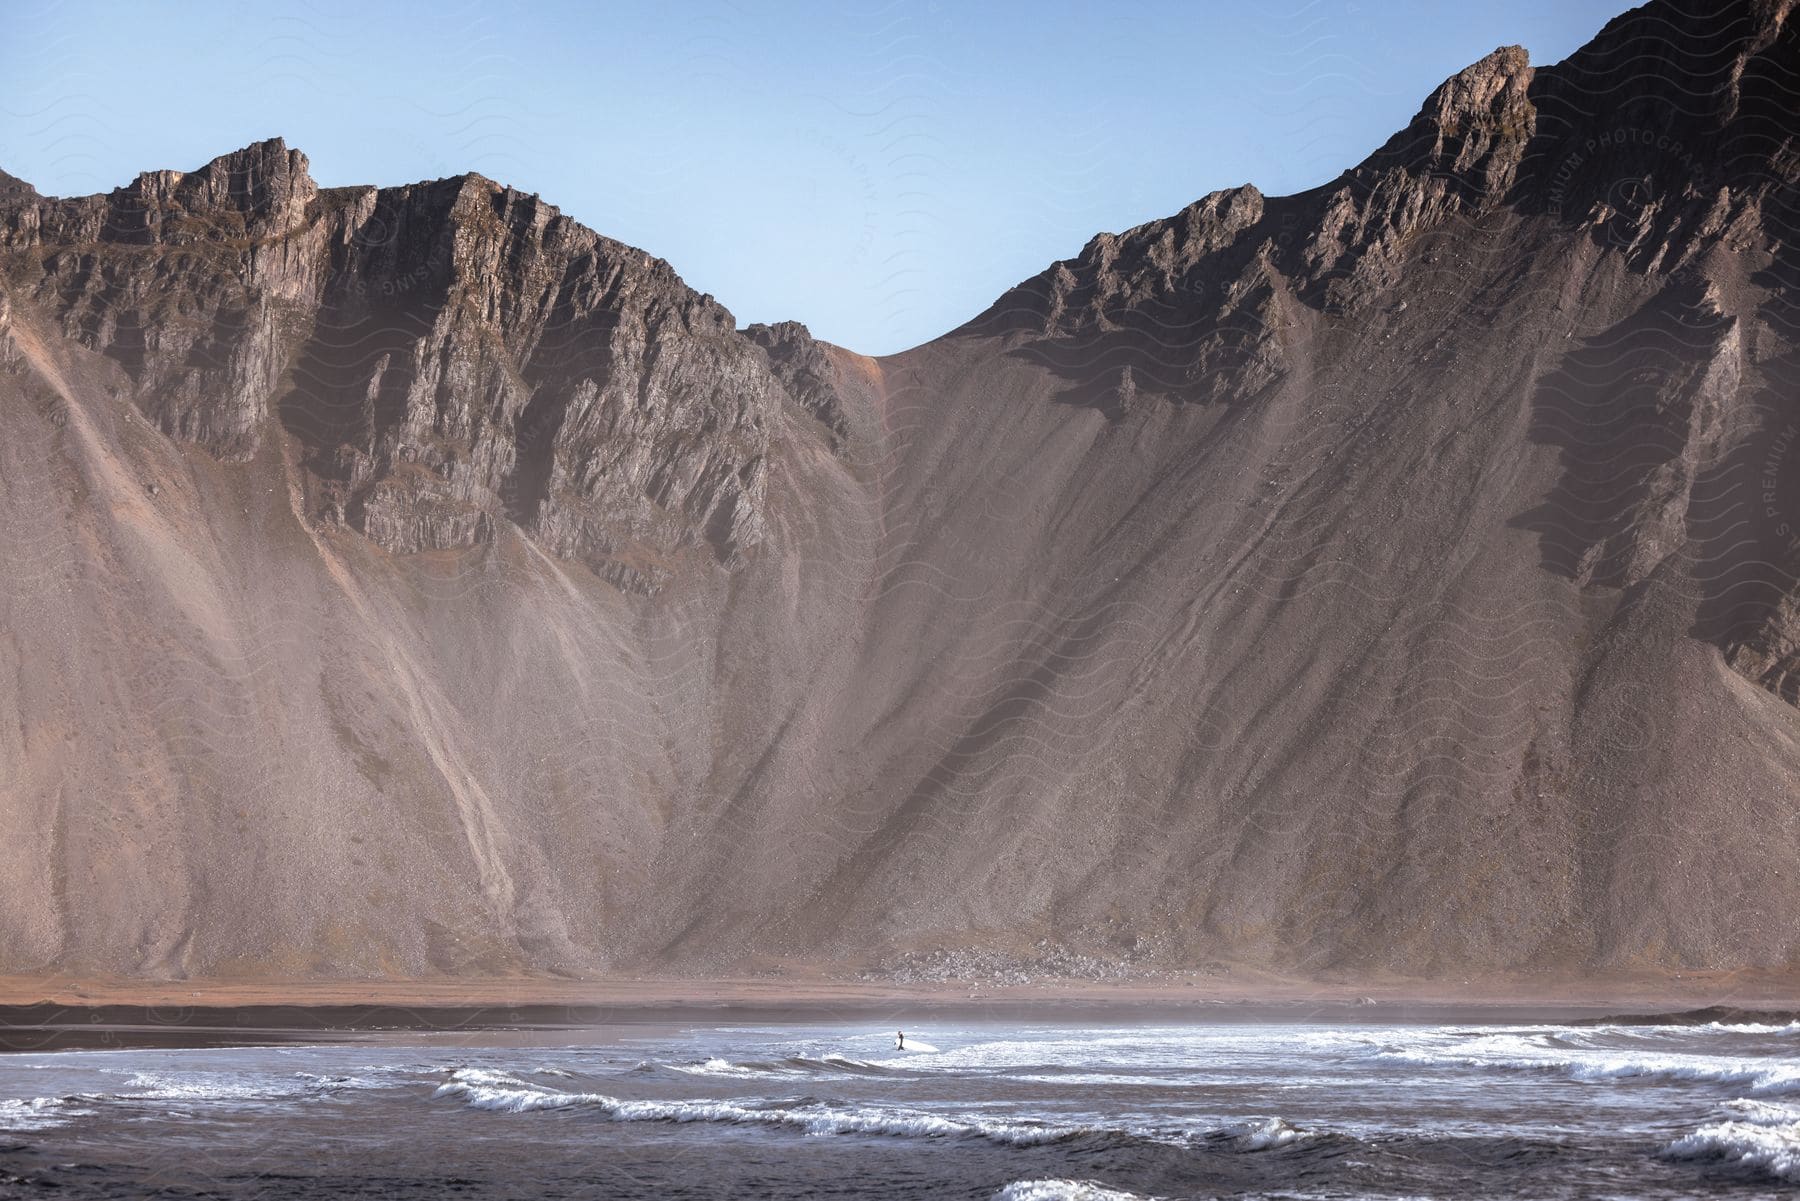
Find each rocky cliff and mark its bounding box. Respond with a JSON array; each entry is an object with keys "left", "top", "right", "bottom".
[
  {"left": 0, "top": 0, "right": 1795, "bottom": 984},
  {"left": 0, "top": 144, "right": 812, "bottom": 591}
]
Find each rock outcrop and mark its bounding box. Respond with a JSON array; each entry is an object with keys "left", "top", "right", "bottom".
[
  {"left": 0, "top": 0, "right": 1796, "bottom": 985},
  {"left": 1, "top": 142, "right": 798, "bottom": 587},
  {"left": 745, "top": 320, "right": 854, "bottom": 446}
]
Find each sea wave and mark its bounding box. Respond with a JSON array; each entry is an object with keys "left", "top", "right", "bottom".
[
  {"left": 117, "top": 1069, "right": 380, "bottom": 1103},
  {"left": 1663, "top": 1098, "right": 1800, "bottom": 1182},
  {"left": 0, "top": 1095, "right": 88, "bottom": 1132},
  {"left": 1698, "top": 1021, "right": 1800, "bottom": 1035},
  {"left": 1305, "top": 1022, "right": 1798, "bottom": 1054},
  {"left": 866, "top": 1032, "right": 1215, "bottom": 1072},
  {"left": 0, "top": 1067, "right": 387, "bottom": 1131},
  {"left": 432, "top": 1068, "right": 1315, "bottom": 1154},
  {"left": 1005, "top": 1073, "right": 1173, "bottom": 1087},
  {"left": 433, "top": 1068, "right": 1084, "bottom": 1145},
  {"left": 667, "top": 1055, "right": 890, "bottom": 1080},
  {"left": 992, "top": 1179, "right": 1156, "bottom": 1201},
  {"left": 1368, "top": 1033, "right": 1800, "bottom": 1095},
  {"left": 673, "top": 1057, "right": 779, "bottom": 1079},
  {"left": 1221, "top": 1115, "right": 1309, "bottom": 1150}
]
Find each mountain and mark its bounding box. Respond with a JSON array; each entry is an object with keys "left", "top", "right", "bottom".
[{"left": 0, "top": 0, "right": 1795, "bottom": 985}]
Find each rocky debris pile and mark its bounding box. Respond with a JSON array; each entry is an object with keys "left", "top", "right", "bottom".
[{"left": 862, "top": 940, "right": 1209, "bottom": 985}]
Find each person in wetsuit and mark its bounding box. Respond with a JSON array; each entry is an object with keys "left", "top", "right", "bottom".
[{"left": 895, "top": 1030, "right": 905, "bottom": 1050}]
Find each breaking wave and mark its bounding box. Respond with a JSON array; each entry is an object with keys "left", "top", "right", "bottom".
[
  {"left": 1698, "top": 1021, "right": 1800, "bottom": 1035},
  {"left": 992, "top": 1180, "right": 1156, "bottom": 1201},
  {"left": 434, "top": 1067, "right": 1083, "bottom": 1145},
  {"left": 121, "top": 1070, "right": 308, "bottom": 1102},
  {"left": 0, "top": 1095, "right": 88, "bottom": 1132},
  {"left": 114, "top": 1068, "right": 387, "bottom": 1103},
  {"left": 1663, "top": 1098, "right": 1800, "bottom": 1183},
  {"left": 666, "top": 1054, "right": 891, "bottom": 1080},
  {"left": 1368, "top": 1032, "right": 1800, "bottom": 1095},
  {"left": 433, "top": 1068, "right": 1315, "bottom": 1154},
  {"left": 1221, "top": 1116, "right": 1309, "bottom": 1150},
  {"left": 0, "top": 1067, "right": 395, "bottom": 1132}
]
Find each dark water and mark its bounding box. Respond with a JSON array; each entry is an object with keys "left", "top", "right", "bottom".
[{"left": 2, "top": 1020, "right": 1796, "bottom": 1199}]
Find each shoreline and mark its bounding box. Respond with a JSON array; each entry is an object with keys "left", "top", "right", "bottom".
[
  {"left": 3, "top": 971, "right": 1798, "bottom": 1053},
  {"left": 5, "top": 966, "right": 1799, "bottom": 1009}
]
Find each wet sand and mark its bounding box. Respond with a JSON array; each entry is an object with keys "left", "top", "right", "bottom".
[{"left": 4, "top": 969, "right": 1798, "bottom": 1053}]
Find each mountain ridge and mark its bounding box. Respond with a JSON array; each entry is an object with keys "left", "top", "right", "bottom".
[{"left": 0, "top": 0, "right": 1796, "bottom": 985}]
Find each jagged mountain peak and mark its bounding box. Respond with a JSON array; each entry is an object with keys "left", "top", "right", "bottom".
[
  {"left": 112, "top": 136, "right": 316, "bottom": 235},
  {"left": 1362, "top": 43, "right": 1535, "bottom": 185},
  {"left": 0, "top": 167, "right": 40, "bottom": 206},
  {"left": 0, "top": 137, "right": 828, "bottom": 583}
]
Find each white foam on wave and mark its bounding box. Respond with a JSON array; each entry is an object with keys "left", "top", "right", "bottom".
[
  {"left": 992, "top": 1179, "right": 1155, "bottom": 1201},
  {"left": 1225, "top": 1115, "right": 1309, "bottom": 1150},
  {"left": 97, "top": 1067, "right": 393, "bottom": 1108},
  {"left": 1663, "top": 1097, "right": 1800, "bottom": 1182},
  {"left": 1719, "top": 1098, "right": 1800, "bottom": 1124},
  {"left": 1006, "top": 1073, "right": 1171, "bottom": 1087},
  {"left": 435, "top": 1069, "right": 1083, "bottom": 1145},
  {"left": 667, "top": 1055, "right": 878, "bottom": 1081},
  {"left": 0, "top": 1066, "right": 391, "bottom": 1131},
  {"left": 117, "top": 1068, "right": 384, "bottom": 1103},
  {"left": 439, "top": 1067, "right": 532, "bottom": 1090},
  {"left": 1365, "top": 1031, "right": 1800, "bottom": 1095},
  {"left": 675, "top": 1057, "right": 770, "bottom": 1079},
  {"left": 869, "top": 1031, "right": 1209, "bottom": 1072},
  {"left": 1701, "top": 1021, "right": 1800, "bottom": 1035},
  {"left": 0, "top": 1096, "right": 88, "bottom": 1132},
  {"left": 121, "top": 1070, "right": 302, "bottom": 1102},
  {"left": 433, "top": 1069, "right": 1319, "bottom": 1157}
]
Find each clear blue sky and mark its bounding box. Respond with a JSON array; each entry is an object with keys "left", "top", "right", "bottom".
[{"left": 3, "top": 0, "right": 1630, "bottom": 354}]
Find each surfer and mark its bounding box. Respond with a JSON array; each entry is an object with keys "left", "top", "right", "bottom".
[{"left": 895, "top": 1030, "right": 905, "bottom": 1050}]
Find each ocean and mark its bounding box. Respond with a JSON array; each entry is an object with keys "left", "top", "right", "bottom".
[{"left": 1, "top": 1017, "right": 1795, "bottom": 1198}]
